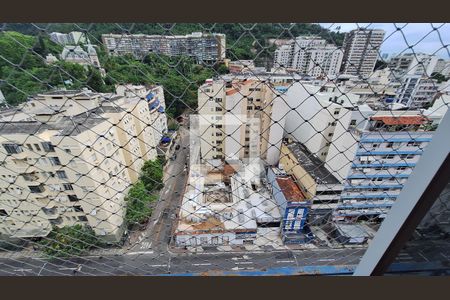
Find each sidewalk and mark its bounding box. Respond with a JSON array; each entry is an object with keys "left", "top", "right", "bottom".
[{"left": 0, "top": 246, "right": 127, "bottom": 260}]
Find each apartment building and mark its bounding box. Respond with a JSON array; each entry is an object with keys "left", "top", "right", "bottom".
[
  {"left": 394, "top": 75, "right": 439, "bottom": 108},
  {"left": 101, "top": 32, "right": 226, "bottom": 62},
  {"left": 385, "top": 53, "right": 440, "bottom": 108},
  {"left": 0, "top": 89, "right": 5, "bottom": 105},
  {"left": 0, "top": 89, "right": 161, "bottom": 242},
  {"left": 439, "top": 61, "right": 450, "bottom": 77},
  {"left": 389, "top": 53, "right": 438, "bottom": 77},
  {"left": 333, "top": 111, "right": 435, "bottom": 222},
  {"left": 197, "top": 78, "right": 288, "bottom": 165},
  {"left": 433, "top": 58, "right": 449, "bottom": 74},
  {"left": 227, "top": 60, "right": 265, "bottom": 74},
  {"left": 49, "top": 31, "right": 88, "bottom": 46},
  {"left": 273, "top": 36, "right": 343, "bottom": 78},
  {"left": 340, "top": 29, "right": 385, "bottom": 78},
  {"left": 282, "top": 82, "right": 361, "bottom": 165},
  {"left": 115, "top": 84, "right": 168, "bottom": 146},
  {"left": 61, "top": 44, "right": 105, "bottom": 76}
]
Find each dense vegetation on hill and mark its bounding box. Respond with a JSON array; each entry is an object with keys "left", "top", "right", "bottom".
[
  {"left": 0, "top": 24, "right": 344, "bottom": 115},
  {"left": 0, "top": 31, "right": 214, "bottom": 116},
  {"left": 3, "top": 23, "right": 345, "bottom": 67}
]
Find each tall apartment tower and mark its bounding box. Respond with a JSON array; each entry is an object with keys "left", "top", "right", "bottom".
[
  {"left": 197, "top": 78, "right": 288, "bottom": 165},
  {"left": 340, "top": 29, "right": 385, "bottom": 78},
  {"left": 273, "top": 36, "right": 343, "bottom": 78},
  {"left": 0, "top": 89, "right": 163, "bottom": 242}
]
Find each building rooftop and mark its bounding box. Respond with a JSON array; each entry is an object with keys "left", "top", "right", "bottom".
[
  {"left": 371, "top": 115, "right": 429, "bottom": 126},
  {"left": 334, "top": 223, "right": 375, "bottom": 239},
  {"left": 285, "top": 142, "right": 340, "bottom": 185},
  {"left": 275, "top": 175, "right": 307, "bottom": 202},
  {"left": 0, "top": 114, "right": 107, "bottom": 136}
]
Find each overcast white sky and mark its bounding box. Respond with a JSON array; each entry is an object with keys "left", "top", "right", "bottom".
[{"left": 319, "top": 23, "right": 450, "bottom": 59}]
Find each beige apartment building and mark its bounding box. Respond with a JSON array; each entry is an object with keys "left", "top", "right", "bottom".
[
  {"left": 197, "top": 78, "right": 288, "bottom": 165},
  {"left": 0, "top": 89, "right": 160, "bottom": 242}
]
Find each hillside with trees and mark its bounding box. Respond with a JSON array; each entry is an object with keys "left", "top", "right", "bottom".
[{"left": 0, "top": 24, "right": 344, "bottom": 115}]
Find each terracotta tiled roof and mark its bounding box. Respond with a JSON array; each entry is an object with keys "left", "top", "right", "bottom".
[
  {"left": 275, "top": 176, "right": 306, "bottom": 202},
  {"left": 371, "top": 115, "right": 428, "bottom": 125}
]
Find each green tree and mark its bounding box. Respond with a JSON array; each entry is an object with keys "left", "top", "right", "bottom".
[
  {"left": 86, "top": 66, "right": 107, "bottom": 92},
  {"left": 32, "top": 35, "right": 47, "bottom": 57},
  {"left": 124, "top": 180, "right": 158, "bottom": 226},
  {"left": 39, "top": 225, "right": 101, "bottom": 258},
  {"left": 140, "top": 159, "right": 164, "bottom": 192}
]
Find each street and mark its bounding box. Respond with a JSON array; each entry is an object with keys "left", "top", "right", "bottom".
[{"left": 128, "top": 124, "right": 190, "bottom": 254}]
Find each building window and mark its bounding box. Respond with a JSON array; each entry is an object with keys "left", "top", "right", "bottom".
[
  {"left": 68, "top": 195, "right": 79, "bottom": 202},
  {"left": 3, "top": 143, "right": 23, "bottom": 154},
  {"left": 386, "top": 142, "right": 394, "bottom": 148},
  {"left": 63, "top": 183, "right": 74, "bottom": 191},
  {"left": 34, "top": 144, "right": 42, "bottom": 151},
  {"left": 74, "top": 205, "right": 84, "bottom": 212},
  {"left": 49, "top": 157, "right": 61, "bottom": 166},
  {"left": 56, "top": 170, "right": 67, "bottom": 179},
  {"left": 78, "top": 216, "right": 88, "bottom": 222},
  {"left": 41, "top": 142, "right": 56, "bottom": 152},
  {"left": 29, "top": 185, "right": 44, "bottom": 193}
]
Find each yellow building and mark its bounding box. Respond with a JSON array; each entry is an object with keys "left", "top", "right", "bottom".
[{"left": 0, "top": 89, "right": 160, "bottom": 242}]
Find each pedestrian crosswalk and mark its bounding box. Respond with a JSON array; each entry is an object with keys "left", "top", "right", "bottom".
[{"left": 140, "top": 241, "right": 152, "bottom": 249}]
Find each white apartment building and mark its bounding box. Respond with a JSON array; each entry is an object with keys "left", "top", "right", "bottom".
[
  {"left": 0, "top": 89, "right": 5, "bottom": 105},
  {"left": 0, "top": 89, "right": 160, "bottom": 242},
  {"left": 273, "top": 36, "right": 343, "bottom": 78},
  {"left": 389, "top": 53, "right": 438, "bottom": 77},
  {"left": 49, "top": 31, "right": 87, "bottom": 46},
  {"left": 440, "top": 61, "right": 450, "bottom": 77},
  {"left": 394, "top": 75, "right": 439, "bottom": 108},
  {"left": 197, "top": 78, "right": 288, "bottom": 166},
  {"left": 102, "top": 32, "right": 226, "bottom": 62},
  {"left": 282, "top": 82, "right": 361, "bottom": 166},
  {"left": 340, "top": 29, "right": 385, "bottom": 78},
  {"left": 433, "top": 58, "right": 449, "bottom": 74},
  {"left": 60, "top": 45, "right": 105, "bottom": 75}
]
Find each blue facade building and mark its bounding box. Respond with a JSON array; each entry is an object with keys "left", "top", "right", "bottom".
[
  {"left": 333, "top": 113, "right": 434, "bottom": 222},
  {"left": 267, "top": 167, "right": 313, "bottom": 244}
]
